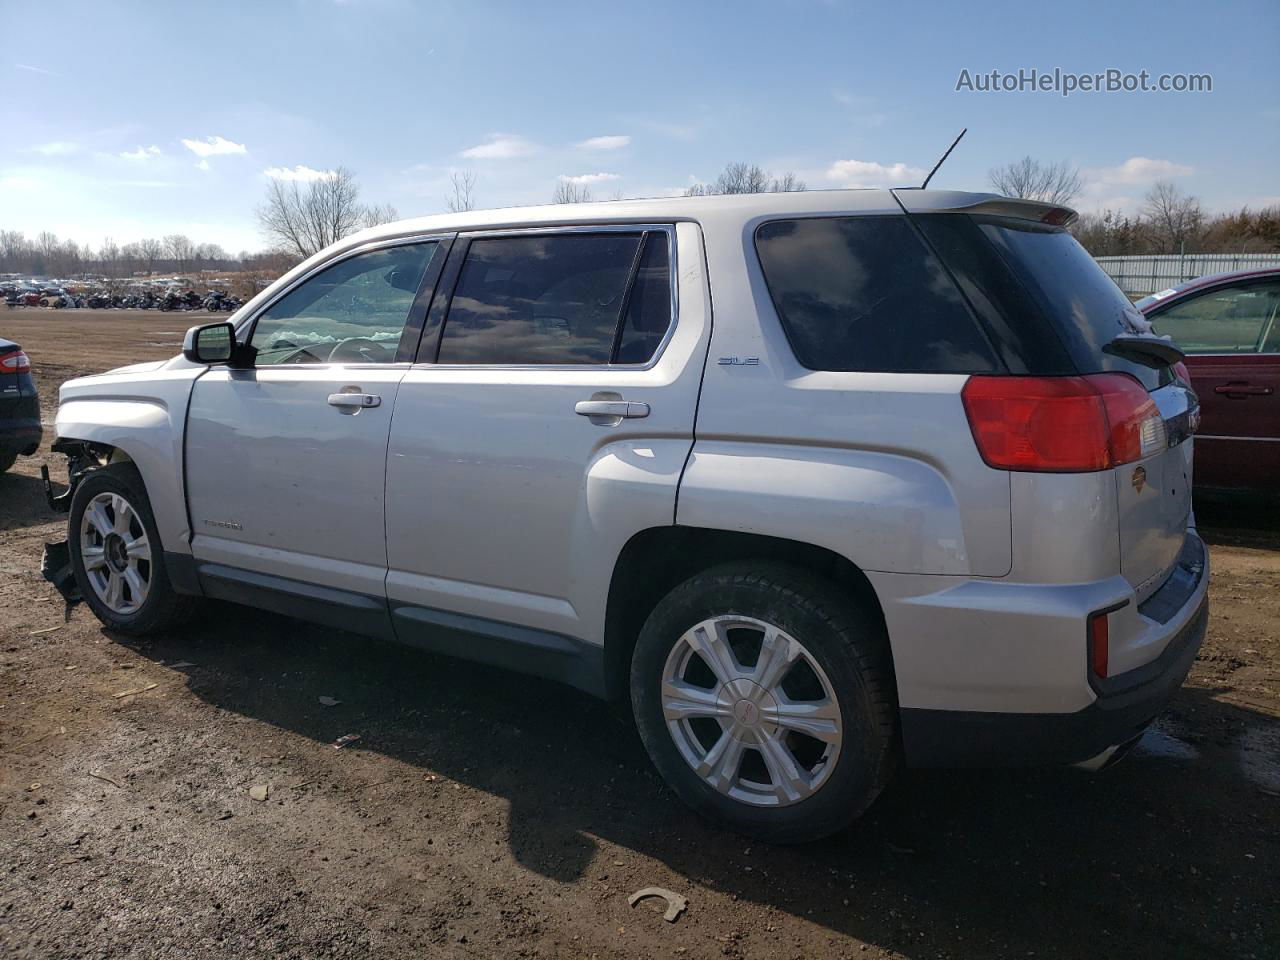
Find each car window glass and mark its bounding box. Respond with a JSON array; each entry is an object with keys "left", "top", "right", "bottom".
[
  {"left": 754, "top": 216, "right": 999, "bottom": 372},
  {"left": 1151, "top": 282, "right": 1280, "bottom": 354},
  {"left": 438, "top": 233, "right": 642, "bottom": 365},
  {"left": 250, "top": 242, "right": 438, "bottom": 365},
  {"left": 615, "top": 233, "right": 673, "bottom": 364}
]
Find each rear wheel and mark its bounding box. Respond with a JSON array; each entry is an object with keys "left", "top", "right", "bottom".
[
  {"left": 630, "top": 563, "right": 897, "bottom": 843},
  {"left": 69, "top": 464, "right": 197, "bottom": 634}
]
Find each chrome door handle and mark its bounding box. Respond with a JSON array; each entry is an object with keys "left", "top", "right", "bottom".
[
  {"left": 575, "top": 399, "right": 649, "bottom": 419},
  {"left": 327, "top": 392, "right": 381, "bottom": 408},
  {"left": 1213, "top": 382, "right": 1272, "bottom": 397}
]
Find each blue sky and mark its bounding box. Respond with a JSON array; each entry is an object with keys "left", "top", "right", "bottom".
[{"left": 3, "top": 0, "right": 1277, "bottom": 254}]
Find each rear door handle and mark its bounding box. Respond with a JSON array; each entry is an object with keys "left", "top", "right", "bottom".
[
  {"left": 1213, "top": 382, "right": 1273, "bottom": 397},
  {"left": 327, "top": 392, "right": 381, "bottom": 408},
  {"left": 575, "top": 400, "right": 650, "bottom": 419}
]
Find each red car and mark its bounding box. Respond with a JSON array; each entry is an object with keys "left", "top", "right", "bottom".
[{"left": 1138, "top": 268, "right": 1280, "bottom": 496}]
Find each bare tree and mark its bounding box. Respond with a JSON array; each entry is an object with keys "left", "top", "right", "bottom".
[
  {"left": 361, "top": 203, "right": 399, "bottom": 229},
  {"left": 685, "top": 161, "right": 806, "bottom": 196},
  {"left": 552, "top": 180, "right": 594, "bottom": 204},
  {"left": 139, "top": 237, "right": 163, "bottom": 277},
  {"left": 445, "top": 170, "right": 477, "bottom": 213},
  {"left": 164, "top": 234, "right": 195, "bottom": 278},
  {"left": 99, "top": 238, "right": 121, "bottom": 281},
  {"left": 988, "top": 156, "right": 1084, "bottom": 205},
  {"left": 1142, "top": 181, "right": 1205, "bottom": 254},
  {"left": 257, "top": 166, "right": 383, "bottom": 259}
]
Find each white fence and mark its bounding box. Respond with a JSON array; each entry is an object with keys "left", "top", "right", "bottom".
[{"left": 1096, "top": 253, "right": 1280, "bottom": 296}]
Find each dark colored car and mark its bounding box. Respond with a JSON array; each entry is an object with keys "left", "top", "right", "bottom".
[
  {"left": 1137, "top": 268, "right": 1280, "bottom": 496},
  {"left": 0, "top": 337, "right": 41, "bottom": 473}
]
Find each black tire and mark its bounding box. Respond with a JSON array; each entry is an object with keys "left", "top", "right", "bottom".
[
  {"left": 0, "top": 449, "right": 17, "bottom": 473},
  {"left": 630, "top": 563, "right": 897, "bottom": 843},
  {"left": 68, "top": 463, "right": 198, "bottom": 634}
]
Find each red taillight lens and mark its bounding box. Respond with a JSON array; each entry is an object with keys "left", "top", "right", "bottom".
[
  {"left": 1171, "top": 361, "right": 1191, "bottom": 385},
  {"left": 0, "top": 350, "right": 31, "bottom": 373},
  {"left": 1088, "top": 610, "right": 1110, "bottom": 678},
  {"left": 962, "top": 373, "right": 1160, "bottom": 472}
]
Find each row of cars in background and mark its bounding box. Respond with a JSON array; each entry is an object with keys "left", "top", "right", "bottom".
[
  {"left": 2, "top": 285, "right": 243, "bottom": 312},
  {"left": 3, "top": 267, "right": 1277, "bottom": 496}
]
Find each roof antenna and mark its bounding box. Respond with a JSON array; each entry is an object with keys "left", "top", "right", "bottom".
[{"left": 921, "top": 128, "right": 967, "bottom": 190}]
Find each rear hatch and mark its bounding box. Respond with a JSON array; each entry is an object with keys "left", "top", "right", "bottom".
[
  {"left": 0, "top": 337, "right": 21, "bottom": 417},
  {"left": 902, "top": 196, "right": 1195, "bottom": 596}
]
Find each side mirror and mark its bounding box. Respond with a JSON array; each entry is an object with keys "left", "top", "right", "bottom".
[{"left": 183, "top": 322, "right": 235, "bottom": 365}]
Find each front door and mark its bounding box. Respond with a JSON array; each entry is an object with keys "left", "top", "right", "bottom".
[
  {"left": 1150, "top": 278, "right": 1280, "bottom": 492},
  {"left": 184, "top": 239, "right": 445, "bottom": 620}
]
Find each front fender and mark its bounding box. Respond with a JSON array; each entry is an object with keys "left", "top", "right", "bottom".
[{"left": 55, "top": 366, "right": 204, "bottom": 555}]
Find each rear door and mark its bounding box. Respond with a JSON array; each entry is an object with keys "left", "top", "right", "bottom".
[
  {"left": 1146, "top": 279, "right": 1280, "bottom": 492},
  {"left": 384, "top": 224, "right": 706, "bottom": 647}
]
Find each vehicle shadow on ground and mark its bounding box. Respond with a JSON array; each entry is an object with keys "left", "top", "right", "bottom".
[
  {"left": 115, "top": 603, "right": 1278, "bottom": 959},
  {"left": 0, "top": 469, "right": 57, "bottom": 532}
]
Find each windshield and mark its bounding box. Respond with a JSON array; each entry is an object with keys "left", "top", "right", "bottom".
[{"left": 978, "top": 220, "right": 1161, "bottom": 390}]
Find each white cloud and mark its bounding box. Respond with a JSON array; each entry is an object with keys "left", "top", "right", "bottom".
[
  {"left": 195, "top": 159, "right": 210, "bottom": 172},
  {"left": 120, "top": 145, "right": 162, "bottom": 161},
  {"left": 31, "top": 141, "right": 79, "bottom": 156},
  {"left": 576, "top": 135, "right": 630, "bottom": 151},
  {"left": 264, "top": 164, "right": 336, "bottom": 182},
  {"left": 460, "top": 133, "right": 536, "bottom": 160},
  {"left": 558, "top": 172, "right": 621, "bottom": 186},
  {"left": 16, "top": 63, "right": 58, "bottom": 77},
  {"left": 1088, "top": 156, "right": 1193, "bottom": 185},
  {"left": 825, "top": 159, "right": 925, "bottom": 187},
  {"left": 181, "top": 135, "right": 247, "bottom": 158}
]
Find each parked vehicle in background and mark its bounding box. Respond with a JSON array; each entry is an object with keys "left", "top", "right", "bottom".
[
  {"left": 0, "top": 337, "right": 41, "bottom": 473},
  {"left": 1138, "top": 268, "right": 1280, "bottom": 496},
  {"left": 44, "top": 190, "right": 1208, "bottom": 842}
]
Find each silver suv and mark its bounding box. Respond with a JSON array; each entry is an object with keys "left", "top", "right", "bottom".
[{"left": 44, "top": 190, "right": 1208, "bottom": 842}]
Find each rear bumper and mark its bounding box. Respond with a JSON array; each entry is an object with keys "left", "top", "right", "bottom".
[
  {"left": 882, "top": 531, "right": 1209, "bottom": 767},
  {"left": 0, "top": 412, "right": 42, "bottom": 455}
]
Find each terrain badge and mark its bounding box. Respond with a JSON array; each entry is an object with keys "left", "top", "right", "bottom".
[{"left": 1131, "top": 466, "right": 1147, "bottom": 493}]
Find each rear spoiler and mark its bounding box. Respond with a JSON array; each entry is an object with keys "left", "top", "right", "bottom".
[{"left": 892, "top": 189, "right": 1077, "bottom": 227}]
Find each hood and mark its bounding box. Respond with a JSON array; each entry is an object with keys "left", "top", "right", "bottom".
[{"left": 103, "top": 359, "right": 170, "bottom": 376}]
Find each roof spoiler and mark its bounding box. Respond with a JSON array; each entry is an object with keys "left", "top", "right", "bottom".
[{"left": 892, "top": 189, "right": 1077, "bottom": 227}]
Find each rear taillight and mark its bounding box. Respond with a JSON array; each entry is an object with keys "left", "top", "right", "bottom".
[
  {"left": 1171, "top": 361, "right": 1191, "bottom": 385},
  {"left": 962, "top": 373, "right": 1163, "bottom": 472},
  {"left": 0, "top": 350, "right": 31, "bottom": 373}
]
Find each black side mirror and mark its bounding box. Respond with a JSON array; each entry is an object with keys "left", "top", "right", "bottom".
[{"left": 183, "top": 322, "right": 235, "bottom": 364}]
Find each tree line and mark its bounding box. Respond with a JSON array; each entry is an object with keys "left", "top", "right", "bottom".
[{"left": 989, "top": 156, "right": 1280, "bottom": 256}]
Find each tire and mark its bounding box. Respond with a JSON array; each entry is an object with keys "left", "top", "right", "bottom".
[
  {"left": 630, "top": 563, "right": 897, "bottom": 843},
  {"left": 68, "top": 463, "right": 197, "bottom": 634},
  {"left": 0, "top": 449, "right": 16, "bottom": 473}
]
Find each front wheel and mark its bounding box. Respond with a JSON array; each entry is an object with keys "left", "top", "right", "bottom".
[
  {"left": 630, "top": 563, "right": 897, "bottom": 843},
  {"left": 68, "top": 463, "right": 197, "bottom": 634}
]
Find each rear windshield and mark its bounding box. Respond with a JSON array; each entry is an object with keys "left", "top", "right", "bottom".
[
  {"left": 976, "top": 220, "right": 1160, "bottom": 389},
  {"left": 754, "top": 216, "right": 1000, "bottom": 373}
]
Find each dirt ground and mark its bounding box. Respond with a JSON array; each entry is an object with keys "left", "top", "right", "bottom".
[{"left": 2, "top": 308, "right": 1278, "bottom": 960}]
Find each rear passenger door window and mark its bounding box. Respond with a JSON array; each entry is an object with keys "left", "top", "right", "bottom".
[
  {"left": 754, "top": 216, "right": 999, "bottom": 373},
  {"left": 436, "top": 231, "right": 672, "bottom": 365},
  {"left": 1150, "top": 282, "right": 1280, "bottom": 354}
]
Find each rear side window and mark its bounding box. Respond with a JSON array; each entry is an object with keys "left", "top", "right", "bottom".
[
  {"left": 1148, "top": 281, "right": 1280, "bottom": 354},
  {"left": 755, "top": 216, "right": 999, "bottom": 373},
  {"left": 437, "top": 231, "right": 673, "bottom": 365}
]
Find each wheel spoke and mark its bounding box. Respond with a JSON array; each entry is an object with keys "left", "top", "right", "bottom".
[
  {"left": 85, "top": 503, "right": 113, "bottom": 538},
  {"left": 684, "top": 621, "right": 739, "bottom": 685},
  {"left": 662, "top": 679, "right": 727, "bottom": 722},
  {"left": 81, "top": 546, "right": 108, "bottom": 571},
  {"left": 757, "top": 732, "right": 809, "bottom": 803},
  {"left": 111, "top": 495, "right": 135, "bottom": 536},
  {"left": 766, "top": 697, "right": 841, "bottom": 743},
  {"left": 753, "top": 626, "right": 799, "bottom": 692},
  {"left": 124, "top": 566, "right": 147, "bottom": 605},
  {"left": 124, "top": 533, "right": 151, "bottom": 562},
  {"left": 104, "top": 572, "right": 124, "bottom": 610},
  {"left": 696, "top": 732, "right": 747, "bottom": 794}
]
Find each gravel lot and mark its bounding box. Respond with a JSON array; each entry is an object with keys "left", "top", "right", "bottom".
[{"left": 2, "top": 309, "right": 1278, "bottom": 959}]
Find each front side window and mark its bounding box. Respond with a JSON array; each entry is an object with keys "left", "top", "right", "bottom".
[
  {"left": 1150, "top": 282, "right": 1280, "bottom": 354},
  {"left": 250, "top": 242, "right": 438, "bottom": 365},
  {"left": 437, "top": 231, "right": 672, "bottom": 365},
  {"left": 755, "top": 216, "right": 999, "bottom": 373}
]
